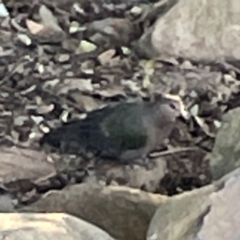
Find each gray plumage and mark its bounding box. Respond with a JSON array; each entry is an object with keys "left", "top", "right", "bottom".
[{"left": 40, "top": 94, "right": 188, "bottom": 163}]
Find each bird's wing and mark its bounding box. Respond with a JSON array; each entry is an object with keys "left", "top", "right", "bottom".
[
  {"left": 101, "top": 103, "right": 148, "bottom": 151},
  {"left": 40, "top": 103, "right": 148, "bottom": 158}
]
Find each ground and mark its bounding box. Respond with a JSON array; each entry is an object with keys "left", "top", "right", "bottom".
[{"left": 0, "top": 0, "right": 240, "bottom": 202}]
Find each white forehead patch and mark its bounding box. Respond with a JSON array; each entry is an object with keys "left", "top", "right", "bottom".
[
  {"left": 163, "top": 94, "right": 189, "bottom": 119},
  {"left": 163, "top": 93, "right": 182, "bottom": 102}
]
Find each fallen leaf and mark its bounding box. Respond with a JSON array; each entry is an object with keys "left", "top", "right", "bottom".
[
  {"left": 98, "top": 49, "right": 116, "bottom": 66},
  {"left": 94, "top": 86, "right": 126, "bottom": 99},
  {"left": 59, "top": 78, "right": 94, "bottom": 94},
  {"left": 0, "top": 147, "right": 56, "bottom": 184},
  {"left": 69, "top": 93, "right": 100, "bottom": 112},
  {"left": 39, "top": 5, "right": 62, "bottom": 32},
  {"left": 26, "top": 19, "right": 44, "bottom": 35}
]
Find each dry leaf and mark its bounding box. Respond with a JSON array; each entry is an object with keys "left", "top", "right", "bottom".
[
  {"left": 59, "top": 78, "right": 94, "bottom": 94},
  {"left": 0, "top": 147, "right": 56, "bottom": 184},
  {"left": 39, "top": 5, "right": 62, "bottom": 32},
  {"left": 198, "top": 175, "right": 240, "bottom": 240},
  {"left": 94, "top": 86, "right": 126, "bottom": 99},
  {"left": 98, "top": 49, "right": 116, "bottom": 66},
  {"left": 26, "top": 19, "right": 44, "bottom": 34},
  {"left": 69, "top": 93, "right": 100, "bottom": 112}
]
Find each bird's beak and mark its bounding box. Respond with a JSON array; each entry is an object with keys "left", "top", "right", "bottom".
[
  {"left": 180, "top": 105, "right": 190, "bottom": 120},
  {"left": 163, "top": 93, "right": 190, "bottom": 120}
]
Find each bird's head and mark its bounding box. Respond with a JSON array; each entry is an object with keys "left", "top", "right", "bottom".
[{"left": 153, "top": 93, "right": 189, "bottom": 122}]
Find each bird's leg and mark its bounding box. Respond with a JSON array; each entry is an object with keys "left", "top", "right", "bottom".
[
  {"left": 141, "top": 157, "right": 155, "bottom": 170},
  {"left": 139, "top": 157, "right": 149, "bottom": 168},
  {"left": 126, "top": 157, "right": 153, "bottom": 170}
]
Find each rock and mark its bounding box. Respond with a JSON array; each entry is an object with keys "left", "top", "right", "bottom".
[
  {"left": 147, "top": 184, "right": 217, "bottom": 240},
  {"left": 147, "top": 167, "right": 240, "bottom": 240},
  {"left": 0, "top": 146, "right": 56, "bottom": 184},
  {"left": 139, "top": 0, "right": 240, "bottom": 61},
  {"left": 210, "top": 107, "right": 240, "bottom": 180},
  {"left": 92, "top": 156, "right": 167, "bottom": 192},
  {"left": 20, "top": 183, "right": 167, "bottom": 240},
  {"left": 0, "top": 213, "right": 115, "bottom": 240},
  {"left": 134, "top": 27, "right": 157, "bottom": 58},
  {"left": 197, "top": 172, "right": 240, "bottom": 240},
  {"left": 0, "top": 191, "right": 17, "bottom": 212},
  {"left": 0, "top": 147, "right": 56, "bottom": 207}
]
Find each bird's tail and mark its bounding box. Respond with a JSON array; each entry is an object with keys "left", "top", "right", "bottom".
[{"left": 39, "top": 127, "right": 65, "bottom": 148}]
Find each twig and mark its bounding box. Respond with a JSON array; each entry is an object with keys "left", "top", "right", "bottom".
[
  {"left": 0, "top": 56, "right": 36, "bottom": 87},
  {"left": 216, "top": 60, "right": 240, "bottom": 75},
  {"left": 149, "top": 146, "right": 199, "bottom": 158}
]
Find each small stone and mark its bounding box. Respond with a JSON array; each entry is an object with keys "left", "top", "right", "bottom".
[
  {"left": 130, "top": 6, "right": 142, "bottom": 15},
  {"left": 69, "top": 21, "right": 80, "bottom": 34},
  {"left": 190, "top": 104, "right": 199, "bottom": 116},
  {"left": 57, "top": 54, "right": 70, "bottom": 63},
  {"left": 78, "top": 40, "right": 97, "bottom": 53},
  {"left": 0, "top": 3, "right": 9, "bottom": 17},
  {"left": 17, "top": 34, "right": 32, "bottom": 46}
]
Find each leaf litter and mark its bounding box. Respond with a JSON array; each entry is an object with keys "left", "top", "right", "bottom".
[{"left": 0, "top": 0, "right": 240, "bottom": 205}]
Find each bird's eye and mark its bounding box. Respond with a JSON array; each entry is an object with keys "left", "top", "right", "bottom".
[{"left": 169, "top": 103, "right": 176, "bottom": 110}]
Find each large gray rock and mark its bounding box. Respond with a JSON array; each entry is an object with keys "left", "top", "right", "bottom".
[
  {"left": 18, "top": 169, "right": 240, "bottom": 240},
  {"left": 147, "top": 184, "right": 216, "bottom": 240},
  {"left": 20, "top": 183, "right": 167, "bottom": 240},
  {"left": 147, "top": 168, "right": 240, "bottom": 240},
  {"left": 197, "top": 173, "right": 240, "bottom": 240},
  {"left": 0, "top": 146, "right": 56, "bottom": 183},
  {"left": 0, "top": 213, "right": 115, "bottom": 240},
  {"left": 140, "top": 0, "right": 240, "bottom": 61},
  {"left": 210, "top": 107, "right": 240, "bottom": 180}
]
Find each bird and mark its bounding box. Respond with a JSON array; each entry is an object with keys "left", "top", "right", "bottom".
[{"left": 40, "top": 94, "right": 188, "bottom": 165}]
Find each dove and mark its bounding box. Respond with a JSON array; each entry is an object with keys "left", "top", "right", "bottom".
[{"left": 40, "top": 94, "right": 188, "bottom": 164}]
